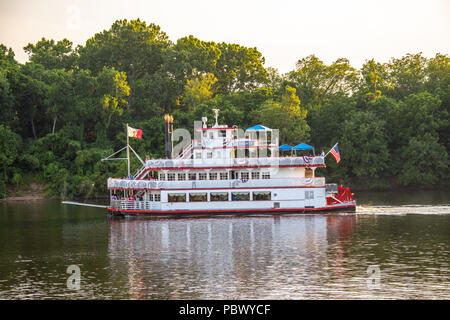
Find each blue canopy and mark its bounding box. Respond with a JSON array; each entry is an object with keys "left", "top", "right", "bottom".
[
  {"left": 292, "top": 143, "right": 314, "bottom": 150},
  {"left": 247, "top": 124, "right": 271, "bottom": 131},
  {"left": 279, "top": 144, "right": 293, "bottom": 150}
]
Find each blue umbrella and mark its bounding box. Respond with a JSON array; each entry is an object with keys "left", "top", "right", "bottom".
[
  {"left": 292, "top": 143, "right": 314, "bottom": 150},
  {"left": 279, "top": 144, "right": 293, "bottom": 150},
  {"left": 247, "top": 124, "right": 272, "bottom": 131}
]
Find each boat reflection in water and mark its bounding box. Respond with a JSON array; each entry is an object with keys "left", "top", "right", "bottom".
[{"left": 107, "top": 213, "right": 356, "bottom": 299}]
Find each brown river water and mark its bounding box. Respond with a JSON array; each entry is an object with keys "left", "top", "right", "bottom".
[{"left": 0, "top": 190, "right": 448, "bottom": 299}]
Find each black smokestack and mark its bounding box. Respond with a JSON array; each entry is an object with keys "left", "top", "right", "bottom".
[{"left": 164, "top": 114, "right": 173, "bottom": 159}]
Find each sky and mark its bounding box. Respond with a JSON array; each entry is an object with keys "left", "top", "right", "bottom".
[{"left": 0, "top": 0, "right": 449, "bottom": 74}]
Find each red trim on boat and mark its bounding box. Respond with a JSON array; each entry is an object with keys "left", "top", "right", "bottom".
[{"left": 107, "top": 204, "right": 356, "bottom": 215}]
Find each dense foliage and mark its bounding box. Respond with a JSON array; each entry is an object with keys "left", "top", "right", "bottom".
[{"left": 0, "top": 19, "right": 448, "bottom": 198}]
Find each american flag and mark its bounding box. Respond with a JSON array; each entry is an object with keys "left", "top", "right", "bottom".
[{"left": 330, "top": 143, "right": 340, "bottom": 163}]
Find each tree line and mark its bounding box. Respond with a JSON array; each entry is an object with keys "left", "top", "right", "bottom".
[{"left": 0, "top": 19, "right": 448, "bottom": 198}]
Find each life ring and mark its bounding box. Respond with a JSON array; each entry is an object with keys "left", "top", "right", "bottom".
[
  {"left": 236, "top": 159, "right": 248, "bottom": 166},
  {"left": 154, "top": 160, "right": 162, "bottom": 167}
]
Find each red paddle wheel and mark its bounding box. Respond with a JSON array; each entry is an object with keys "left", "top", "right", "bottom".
[{"left": 327, "top": 185, "right": 354, "bottom": 205}]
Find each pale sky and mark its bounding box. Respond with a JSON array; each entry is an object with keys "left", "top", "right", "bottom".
[{"left": 0, "top": 0, "right": 449, "bottom": 73}]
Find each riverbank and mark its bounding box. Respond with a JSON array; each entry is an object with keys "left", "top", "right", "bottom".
[{"left": 2, "top": 182, "right": 47, "bottom": 201}]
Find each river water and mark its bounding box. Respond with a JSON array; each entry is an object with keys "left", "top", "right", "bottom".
[{"left": 0, "top": 191, "right": 448, "bottom": 300}]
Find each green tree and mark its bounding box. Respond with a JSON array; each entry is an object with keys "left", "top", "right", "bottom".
[
  {"left": 387, "top": 53, "right": 427, "bottom": 99},
  {"left": 287, "top": 55, "right": 357, "bottom": 109},
  {"left": 214, "top": 42, "right": 268, "bottom": 93},
  {"left": 253, "top": 98, "right": 310, "bottom": 146},
  {"left": 183, "top": 72, "right": 218, "bottom": 111},
  {"left": 0, "top": 45, "right": 19, "bottom": 126},
  {"left": 358, "top": 59, "right": 393, "bottom": 100},
  {"left": 340, "top": 111, "right": 390, "bottom": 184},
  {"left": 398, "top": 133, "right": 448, "bottom": 186},
  {"left": 0, "top": 125, "right": 20, "bottom": 185},
  {"left": 24, "top": 38, "right": 76, "bottom": 70},
  {"left": 97, "top": 68, "right": 130, "bottom": 144},
  {"left": 44, "top": 69, "right": 73, "bottom": 134}
]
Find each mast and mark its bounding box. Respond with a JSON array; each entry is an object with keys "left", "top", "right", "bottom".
[{"left": 126, "top": 123, "right": 130, "bottom": 177}]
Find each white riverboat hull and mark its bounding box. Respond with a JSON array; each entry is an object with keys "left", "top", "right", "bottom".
[{"left": 107, "top": 201, "right": 356, "bottom": 217}]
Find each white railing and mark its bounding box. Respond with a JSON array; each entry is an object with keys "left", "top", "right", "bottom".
[
  {"left": 145, "top": 156, "right": 324, "bottom": 169},
  {"left": 108, "top": 177, "right": 326, "bottom": 190},
  {"left": 111, "top": 200, "right": 161, "bottom": 211}
]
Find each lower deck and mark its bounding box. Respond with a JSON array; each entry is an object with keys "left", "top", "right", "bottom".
[
  {"left": 110, "top": 187, "right": 329, "bottom": 211},
  {"left": 107, "top": 202, "right": 356, "bottom": 217}
]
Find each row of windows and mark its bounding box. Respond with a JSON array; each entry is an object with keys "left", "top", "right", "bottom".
[
  {"left": 168, "top": 191, "right": 272, "bottom": 203},
  {"left": 147, "top": 194, "right": 161, "bottom": 201},
  {"left": 160, "top": 171, "right": 271, "bottom": 181}
]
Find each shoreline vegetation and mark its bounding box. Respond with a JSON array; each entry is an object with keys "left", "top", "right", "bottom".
[{"left": 0, "top": 19, "right": 449, "bottom": 200}]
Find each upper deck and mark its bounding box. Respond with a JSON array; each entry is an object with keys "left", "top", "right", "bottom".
[
  {"left": 128, "top": 110, "right": 324, "bottom": 180},
  {"left": 143, "top": 156, "right": 325, "bottom": 170}
]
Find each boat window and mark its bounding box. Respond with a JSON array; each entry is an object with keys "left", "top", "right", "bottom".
[
  {"left": 219, "top": 130, "right": 227, "bottom": 137},
  {"left": 189, "top": 193, "right": 207, "bottom": 202},
  {"left": 209, "top": 131, "right": 214, "bottom": 139},
  {"left": 207, "top": 152, "right": 213, "bottom": 159},
  {"left": 241, "top": 172, "right": 249, "bottom": 180},
  {"left": 262, "top": 172, "right": 270, "bottom": 179},
  {"left": 219, "top": 172, "right": 228, "bottom": 180},
  {"left": 168, "top": 193, "right": 186, "bottom": 202},
  {"left": 178, "top": 173, "right": 186, "bottom": 181},
  {"left": 199, "top": 173, "right": 207, "bottom": 180},
  {"left": 209, "top": 172, "right": 218, "bottom": 180},
  {"left": 231, "top": 192, "right": 250, "bottom": 201},
  {"left": 188, "top": 173, "right": 197, "bottom": 180},
  {"left": 305, "top": 191, "right": 314, "bottom": 199},
  {"left": 154, "top": 194, "right": 161, "bottom": 202},
  {"left": 148, "top": 194, "right": 154, "bottom": 201},
  {"left": 159, "top": 173, "right": 166, "bottom": 181},
  {"left": 195, "top": 152, "right": 202, "bottom": 159},
  {"left": 253, "top": 191, "right": 271, "bottom": 200},
  {"left": 252, "top": 171, "right": 260, "bottom": 180},
  {"left": 167, "top": 173, "right": 176, "bottom": 181},
  {"left": 211, "top": 192, "right": 228, "bottom": 201}
]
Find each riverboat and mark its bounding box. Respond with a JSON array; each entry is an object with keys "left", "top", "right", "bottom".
[{"left": 105, "top": 110, "right": 356, "bottom": 217}]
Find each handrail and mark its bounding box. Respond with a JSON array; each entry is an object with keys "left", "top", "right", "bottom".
[
  {"left": 108, "top": 177, "right": 326, "bottom": 190},
  {"left": 111, "top": 200, "right": 161, "bottom": 211},
  {"left": 145, "top": 156, "right": 325, "bottom": 169}
]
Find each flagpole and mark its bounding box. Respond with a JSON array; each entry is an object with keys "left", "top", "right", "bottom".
[{"left": 126, "top": 123, "right": 130, "bottom": 178}]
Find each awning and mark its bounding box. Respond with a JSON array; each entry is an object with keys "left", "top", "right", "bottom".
[
  {"left": 279, "top": 144, "right": 293, "bottom": 150},
  {"left": 292, "top": 143, "right": 314, "bottom": 150},
  {"left": 246, "top": 124, "right": 272, "bottom": 131}
]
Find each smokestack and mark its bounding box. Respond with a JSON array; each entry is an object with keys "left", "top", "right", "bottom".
[{"left": 164, "top": 114, "right": 174, "bottom": 159}]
